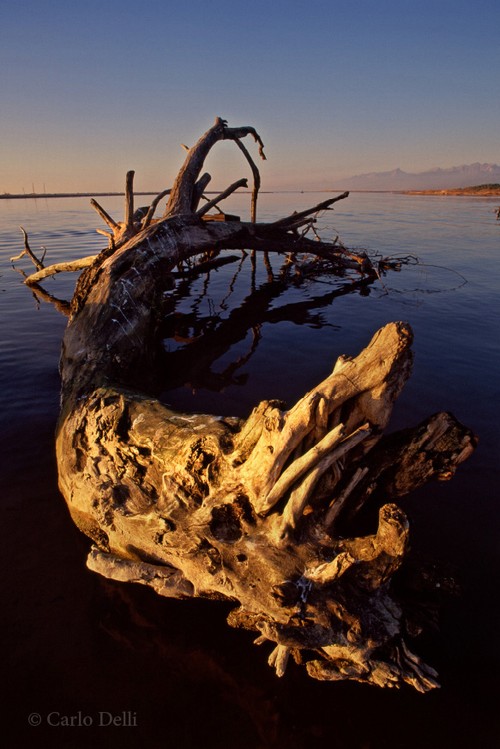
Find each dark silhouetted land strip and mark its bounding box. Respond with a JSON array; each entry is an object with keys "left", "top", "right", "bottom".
[
  {"left": 404, "top": 183, "right": 500, "bottom": 196},
  {"left": 0, "top": 192, "right": 160, "bottom": 200}
]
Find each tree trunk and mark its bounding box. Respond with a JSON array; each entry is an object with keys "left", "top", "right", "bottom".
[{"left": 27, "top": 118, "right": 477, "bottom": 691}]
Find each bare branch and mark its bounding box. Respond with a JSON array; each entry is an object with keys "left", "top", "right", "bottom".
[
  {"left": 234, "top": 138, "right": 261, "bottom": 222},
  {"left": 223, "top": 125, "right": 266, "bottom": 161},
  {"left": 124, "top": 170, "right": 135, "bottom": 231},
  {"left": 141, "top": 188, "right": 171, "bottom": 230},
  {"left": 10, "top": 227, "right": 45, "bottom": 270},
  {"left": 96, "top": 228, "right": 113, "bottom": 240},
  {"left": 197, "top": 178, "right": 248, "bottom": 217},
  {"left": 198, "top": 194, "right": 225, "bottom": 215},
  {"left": 192, "top": 172, "right": 212, "bottom": 211},
  {"left": 90, "top": 199, "right": 119, "bottom": 230},
  {"left": 164, "top": 117, "right": 227, "bottom": 217},
  {"left": 273, "top": 192, "right": 350, "bottom": 230},
  {"left": 164, "top": 117, "right": 266, "bottom": 218},
  {"left": 25, "top": 255, "right": 97, "bottom": 285}
]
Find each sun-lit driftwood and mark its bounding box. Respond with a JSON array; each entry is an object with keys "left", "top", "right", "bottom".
[
  {"left": 24, "top": 255, "right": 98, "bottom": 284},
  {"left": 10, "top": 226, "right": 46, "bottom": 269},
  {"left": 18, "top": 117, "right": 476, "bottom": 691}
]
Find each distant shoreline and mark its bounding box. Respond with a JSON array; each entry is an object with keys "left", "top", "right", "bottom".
[
  {"left": 0, "top": 192, "right": 159, "bottom": 200},
  {"left": 0, "top": 191, "right": 179, "bottom": 201},
  {"left": 0, "top": 190, "right": 286, "bottom": 200},
  {"left": 2, "top": 187, "right": 500, "bottom": 200},
  {"left": 403, "top": 185, "right": 500, "bottom": 196}
]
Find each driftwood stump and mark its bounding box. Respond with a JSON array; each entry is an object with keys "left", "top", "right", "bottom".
[{"left": 18, "top": 118, "right": 476, "bottom": 691}]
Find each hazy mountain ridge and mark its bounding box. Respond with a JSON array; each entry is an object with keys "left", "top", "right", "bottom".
[{"left": 336, "top": 162, "right": 500, "bottom": 190}]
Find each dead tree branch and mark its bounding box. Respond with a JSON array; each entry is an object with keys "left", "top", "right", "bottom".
[
  {"left": 16, "top": 118, "right": 476, "bottom": 692},
  {"left": 234, "top": 137, "right": 261, "bottom": 222},
  {"left": 90, "top": 198, "right": 119, "bottom": 231},
  {"left": 272, "top": 192, "right": 350, "bottom": 230},
  {"left": 124, "top": 170, "right": 135, "bottom": 232},
  {"left": 141, "top": 188, "right": 171, "bottom": 230},
  {"left": 163, "top": 117, "right": 265, "bottom": 218},
  {"left": 25, "top": 255, "right": 98, "bottom": 285},
  {"left": 10, "top": 227, "right": 45, "bottom": 270},
  {"left": 197, "top": 178, "right": 248, "bottom": 217}
]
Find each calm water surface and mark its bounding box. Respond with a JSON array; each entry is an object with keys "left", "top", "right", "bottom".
[{"left": 1, "top": 192, "right": 499, "bottom": 748}]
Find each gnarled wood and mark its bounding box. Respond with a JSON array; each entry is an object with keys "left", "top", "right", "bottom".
[{"left": 19, "top": 118, "right": 477, "bottom": 691}]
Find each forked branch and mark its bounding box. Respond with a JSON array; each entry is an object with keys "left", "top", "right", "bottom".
[
  {"left": 164, "top": 116, "right": 266, "bottom": 218},
  {"left": 10, "top": 227, "right": 46, "bottom": 270},
  {"left": 197, "top": 178, "right": 248, "bottom": 217}
]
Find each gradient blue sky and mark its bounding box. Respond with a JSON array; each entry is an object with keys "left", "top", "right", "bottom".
[{"left": 2, "top": 0, "right": 499, "bottom": 192}]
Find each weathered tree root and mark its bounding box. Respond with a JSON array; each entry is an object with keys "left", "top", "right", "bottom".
[
  {"left": 17, "top": 118, "right": 477, "bottom": 691},
  {"left": 57, "top": 322, "right": 476, "bottom": 692}
]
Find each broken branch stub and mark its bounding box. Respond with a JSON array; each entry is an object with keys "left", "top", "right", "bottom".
[{"left": 19, "top": 118, "right": 477, "bottom": 691}]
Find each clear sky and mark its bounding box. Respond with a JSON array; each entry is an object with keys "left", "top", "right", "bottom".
[{"left": 1, "top": 0, "right": 499, "bottom": 192}]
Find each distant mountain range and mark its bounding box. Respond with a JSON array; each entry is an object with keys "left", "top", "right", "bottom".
[{"left": 335, "top": 162, "right": 500, "bottom": 191}]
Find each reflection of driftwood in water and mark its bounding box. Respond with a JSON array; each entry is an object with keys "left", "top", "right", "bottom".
[
  {"left": 17, "top": 118, "right": 477, "bottom": 692},
  {"left": 160, "top": 264, "right": 372, "bottom": 393}
]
